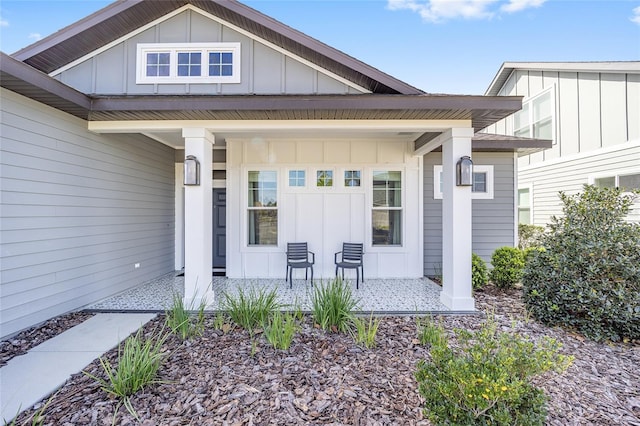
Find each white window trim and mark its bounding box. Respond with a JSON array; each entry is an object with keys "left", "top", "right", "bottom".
[
  {"left": 433, "top": 165, "right": 494, "bottom": 200},
  {"left": 343, "top": 169, "right": 363, "bottom": 188},
  {"left": 244, "top": 168, "right": 280, "bottom": 250},
  {"left": 511, "top": 85, "right": 557, "bottom": 144},
  {"left": 286, "top": 168, "right": 307, "bottom": 190},
  {"left": 136, "top": 42, "right": 241, "bottom": 84},
  {"left": 315, "top": 168, "right": 336, "bottom": 189},
  {"left": 371, "top": 169, "right": 404, "bottom": 247}
]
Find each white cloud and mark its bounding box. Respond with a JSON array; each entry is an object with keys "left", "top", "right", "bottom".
[
  {"left": 631, "top": 6, "right": 640, "bottom": 25},
  {"left": 0, "top": 17, "right": 8, "bottom": 27},
  {"left": 387, "top": 0, "right": 546, "bottom": 22},
  {"left": 28, "top": 33, "right": 42, "bottom": 41},
  {"left": 501, "top": 0, "right": 547, "bottom": 13}
]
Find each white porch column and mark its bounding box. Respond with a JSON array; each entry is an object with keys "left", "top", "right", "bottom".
[
  {"left": 182, "top": 128, "right": 214, "bottom": 306},
  {"left": 440, "top": 128, "right": 475, "bottom": 311}
]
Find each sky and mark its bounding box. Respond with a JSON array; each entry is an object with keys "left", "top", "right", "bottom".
[{"left": 0, "top": 0, "right": 639, "bottom": 95}]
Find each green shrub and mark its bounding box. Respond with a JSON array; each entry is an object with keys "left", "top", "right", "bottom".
[
  {"left": 221, "top": 287, "right": 280, "bottom": 335},
  {"left": 490, "top": 247, "right": 525, "bottom": 288},
  {"left": 415, "top": 317, "right": 572, "bottom": 425},
  {"left": 263, "top": 310, "right": 299, "bottom": 350},
  {"left": 311, "top": 278, "right": 359, "bottom": 333},
  {"left": 518, "top": 224, "right": 545, "bottom": 250},
  {"left": 472, "top": 253, "right": 488, "bottom": 290},
  {"left": 84, "top": 327, "right": 168, "bottom": 420},
  {"left": 165, "top": 292, "right": 207, "bottom": 340},
  {"left": 522, "top": 185, "right": 640, "bottom": 342},
  {"left": 351, "top": 314, "right": 381, "bottom": 348}
]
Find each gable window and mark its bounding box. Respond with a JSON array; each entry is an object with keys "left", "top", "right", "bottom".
[
  {"left": 433, "top": 165, "right": 494, "bottom": 199},
  {"left": 372, "top": 171, "right": 402, "bottom": 246},
  {"left": 288, "top": 170, "right": 306, "bottom": 187},
  {"left": 316, "top": 170, "right": 333, "bottom": 187},
  {"left": 513, "top": 87, "right": 555, "bottom": 143},
  {"left": 345, "top": 170, "right": 361, "bottom": 187},
  {"left": 248, "top": 171, "right": 277, "bottom": 246},
  {"left": 137, "top": 43, "right": 240, "bottom": 84}
]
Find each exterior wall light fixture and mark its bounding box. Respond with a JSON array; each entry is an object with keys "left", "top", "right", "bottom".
[
  {"left": 184, "top": 155, "right": 200, "bottom": 185},
  {"left": 456, "top": 155, "right": 473, "bottom": 186}
]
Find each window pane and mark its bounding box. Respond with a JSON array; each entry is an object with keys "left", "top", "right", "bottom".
[
  {"left": 472, "top": 172, "right": 487, "bottom": 193},
  {"left": 518, "top": 208, "right": 531, "bottom": 225},
  {"left": 533, "top": 92, "right": 551, "bottom": 122},
  {"left": 158, "top": 53, "right": 170, "bottom": 65},
  {"left": 514, "top": 127, "right": 531, "bottom": 138},
  {"left": 289, "top": 170, "right": 305, "bottom": 187},
  {"left": 534, "top": 117, "right": 552, "bottom": 140},
  {"left": 221, "top": 52, "right": 233, "bottom": 64},
  {"left": 514, "top": 104, "right": 529, "bottom": 130},
  {"left": 221, "top": 65, "right": 233, "bottom": 76},
  {"left": 209, "top": 65, "right": 221, "bottom": 76},
  {"left": 209, "top": 52, "right": 233, "bottom": 77},
  {"left": 248, "top": 171, "right": 277, "bottom": 207},
  {"left": 248, "top": 210, "right": 277, "bottom": 246},
  {"left": 373, "top": 171, "right": 401, "bottom": 207},
  {"left": 176, "top": 52, "right": 201, "bottom": 76},
  {"left": 372, "top": 210, "right": 402, "bottom": 245},
  {"left": 518, "top": 188, "right": 530, "bottom": 208},
  {"left": 146, "top": 52, "right": 170, "bottom": 77},
  {"left": 317, "top": 170, "right": 333, "bottom": 187},
  {"left": 594, "top": 176, "right": 615, "bottom": 188},
  {"left": 619, "top": 174, "right": 640, "bottom": 190},
  {"left": 345, "top": 170, "right": 361, "bottom": 187}
]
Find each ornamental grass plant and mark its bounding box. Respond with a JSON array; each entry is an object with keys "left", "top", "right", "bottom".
[
  {"left": 311, "top": 278, "right": 360, "bottom": 333},
  {"left": 221, "top": 287, "right": 280, "bottom": 335}
]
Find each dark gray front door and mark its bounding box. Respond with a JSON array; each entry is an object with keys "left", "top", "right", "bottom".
[{"left": 213, "top": 189, "right": 226, "bottom": 271}]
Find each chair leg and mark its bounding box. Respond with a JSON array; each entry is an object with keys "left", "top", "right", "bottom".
[
  {"left": 289, "top": 268, "right": 293, "bottom": 289},
  {"left": 335, "top": 266, "right": 339, "bottom": 278},
  {"left": 305, "top": 268, "right": 308, "bottom": 281},
  {"left": 356, "top": 269, "right": 359, "bottom": 289},
  {"left": 310, "top": 267, "right": 314, "bottom": 286}
]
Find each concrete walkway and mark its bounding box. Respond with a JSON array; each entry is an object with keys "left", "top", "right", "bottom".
[{"left": 0, "top": 313, "right": 156, "bottom": 423}]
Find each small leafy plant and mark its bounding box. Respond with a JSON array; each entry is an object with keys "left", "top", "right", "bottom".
[
  {"left": 415, "top": 316, "right": 572, "bottom": 426},
  {"left": 472, "top": 253, "right": 488, "bottom": 290},
  {"left": 311, "top": 278, "right": 359, "bottom": 333},
  {"left": 351, "top": 314, "right": 381, "bottom": 348},
  {"left": 84, "top": 327, "right": 168, "bottom": 420},
  {"left": 165, "top": 292, "right": 207, "bottom": 340},
  {"left": 263, "top": 310, "right": 299, "bottom": 350},
  {"left": 489, "top": 246, "right": 525, "bottom": 288},
  {"left": 222, "top": 287, "right": 280, "bottom": 335}
]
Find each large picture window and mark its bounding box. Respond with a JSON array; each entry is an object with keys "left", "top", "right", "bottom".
[
  {"left": 248, "top": 171, "right": 277, "bottom": 246},
  {"left": 372, "top": 171, "right": 402, "bottom": 246},
  {"left": 137, "top": 43, "right": 241, "bottom": 84}
]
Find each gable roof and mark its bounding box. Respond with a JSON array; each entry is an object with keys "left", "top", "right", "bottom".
[
  {"left": 485, "top": 61, "right": 640, "bottom": 96},
  {"left": 12, "top": 0, "right": 423, "bottom": 95}
]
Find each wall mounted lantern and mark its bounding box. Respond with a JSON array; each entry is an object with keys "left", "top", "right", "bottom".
[
  {"left": 184, "top": 155, "right": 200, "bottom": 186},
  {"left": 456, "top": 155, "right": 473, "bottom": 186}
]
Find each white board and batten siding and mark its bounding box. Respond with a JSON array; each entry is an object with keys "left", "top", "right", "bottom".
[
  {"left": 0, "top": 88, "right": 176, "bottom": 339},
  {"left": 424, "top": 152, "right": 516, "bottom": 276},
  {"left": 53, "top": 6, "right": 364, "bottom": 96},
  {"left": 484, "top": 68, "right": 640, "bottom": 225},
  {"left": 225, "top": 138, "right": 423, "bottom": 280}
]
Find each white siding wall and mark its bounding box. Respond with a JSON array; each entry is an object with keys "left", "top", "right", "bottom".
[
  {"left": 226, "top": 138, "right": 423, "bottom": 279},
  {"left": 0, "top": 89, "right": 176, "bottom": 338},
  {"left": 519, "top": 143, "right": 640, "bottom": 226},
  {"left": 424, "top": 152, "right": 516, "bottom": 276}
]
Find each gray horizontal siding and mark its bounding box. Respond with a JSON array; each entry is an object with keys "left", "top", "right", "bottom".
[
  {"left": 423, "top": 152, "right": 515, "bottom": 276},
  {"left": 0, "top": 88, "right": 176, "bottom": 338}
]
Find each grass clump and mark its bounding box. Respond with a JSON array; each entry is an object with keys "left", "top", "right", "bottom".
[
  {"left": 263, "top": 310, "right": 299, "bottom": 350},
  {"left": 351, "top": 314, "right": 381, "bottom": 348},
  {"left": 165, "top": 292, "right": 207, "bottom": 340},
  {"left": 415, "top": 316, "right": 572, "bottom": 425},
  {"left": 311, "top": 278, "right": 359, "bottom": 333},
  {"left": 84, "top": 327, "right": 168, "bottom": 421},
  {"left": 221, "top": 287, "right": 280, "bottom": 335}
]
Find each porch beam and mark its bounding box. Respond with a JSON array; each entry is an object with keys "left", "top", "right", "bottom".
[
  {"left": 183, "top": 128, "right": 215, "bottom": 307},
  {"left": 440, "top": 128, "right": 475, "bottom": 311}
]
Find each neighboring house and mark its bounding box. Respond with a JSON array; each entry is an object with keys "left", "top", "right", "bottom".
[
  {"left": 0, "top": 0, "right": 547, "bottom": 339},
  {"left": 484, "top": 62, "right": 640, "bottom": 225}
]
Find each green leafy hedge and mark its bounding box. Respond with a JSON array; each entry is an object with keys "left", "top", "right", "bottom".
[
  {"left": 522, "top": 185, "right": 640, "bottom": 342},
  {"left": 472, "top": 253, "right": 488, "bottom": 290},
  {"left": 490, "top": 247, "right": 525, "bottom": 288}
]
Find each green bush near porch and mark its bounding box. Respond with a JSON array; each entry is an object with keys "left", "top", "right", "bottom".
[
  {"left": 522, "top": 185, "right": 640, "bottom": 342},
  {"left": 490, "top": 247, "right": 525, "bottom": 289},
  {"left": 472, "top": 253, "right": 488, "bottom": 290}
]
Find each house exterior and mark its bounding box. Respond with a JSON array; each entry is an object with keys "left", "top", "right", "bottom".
[
  {"left": 0, "top": 0, "right": 547, "bottom": 339},
  {"left": 484, "top": 62, "right": 640, "bottom": 225}
]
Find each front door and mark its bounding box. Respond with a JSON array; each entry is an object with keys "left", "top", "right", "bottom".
[{"left": 213, "top": 188, "right": 226, "bottom": 273}]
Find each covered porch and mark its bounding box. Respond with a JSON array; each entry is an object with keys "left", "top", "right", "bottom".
[{"left": 86, "top": 272, "right": 449, "bottom": 314}]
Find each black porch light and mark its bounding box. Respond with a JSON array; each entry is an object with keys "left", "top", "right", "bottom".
[{"left": 456, "top": 155, "right": 473, "bottom": 186}]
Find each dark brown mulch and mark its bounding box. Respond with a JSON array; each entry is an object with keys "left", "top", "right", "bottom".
[
  {"left": 9, "top": 287, "right": 640, "bottom": 426},
  {"left": 0, "top": 312, "right": 94, "bottom": 367}
]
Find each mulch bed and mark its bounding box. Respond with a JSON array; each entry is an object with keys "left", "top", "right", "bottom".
[{"left": 8, "top": 288, "right": 640, "bottom": 425}]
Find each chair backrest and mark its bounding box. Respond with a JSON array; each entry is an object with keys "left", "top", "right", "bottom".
[
  {"left": 287, "top": 242, "right": 308, "bottom": 261},
  {"left": 342, "top": 243, "right": 363, "bottom": 262}
]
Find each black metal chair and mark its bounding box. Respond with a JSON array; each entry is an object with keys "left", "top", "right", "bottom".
[
  {"left": 334, "top": 242, "right": 364, "bottom": 289},
  {"left": 286, "top": 242, "right": 315, "bottom": 288}
]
